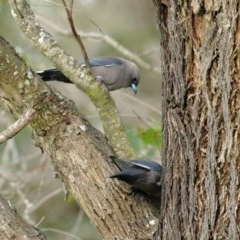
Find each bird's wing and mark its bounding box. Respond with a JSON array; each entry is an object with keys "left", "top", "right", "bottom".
[
  {"left": 79, "top": 57, "right": 123, "bottom": 67},
  {"left": 110, "top": 156, "right": 162, "bottom": 173},
  {"left": 131, "top": 160, "right": 162, "bottom": 173},
  {"left": 128, "top": 160, "right": 151, "bottom": 171},
  {"left": 110, "top": 157, "right": 150, "bottom": 171}
]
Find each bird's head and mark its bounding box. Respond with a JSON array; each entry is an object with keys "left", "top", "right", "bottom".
[{"left": 126, "top": 61, "right": 140, "bottom": 94}]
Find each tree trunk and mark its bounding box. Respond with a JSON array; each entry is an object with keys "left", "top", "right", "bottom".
[
  {"left": 154, "top": 0, "right": 240, "bottom": 239},
  {"left": 0, "top": 35, "right": 158, "bottom": 240}
]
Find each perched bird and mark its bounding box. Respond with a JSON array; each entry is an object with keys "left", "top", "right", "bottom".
[
  {"left": 37, "top": 57, "right": 140, "bottom": 94},
  {"left": 109, "top": 156, "right": 162, "bottom": 197}
]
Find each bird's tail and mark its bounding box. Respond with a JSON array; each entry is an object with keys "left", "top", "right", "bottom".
[
  {"left": 108, "top": 172, "right": 124, "bottom": 179},
  {"left": 36, "top": 69, "right": 72, "bottom": 83},
  {"left": 109, "top": 156, "right": 129, "bottom": 170},
  {"left": 108, "top": 171, "right": 133, "bottom": 183}
]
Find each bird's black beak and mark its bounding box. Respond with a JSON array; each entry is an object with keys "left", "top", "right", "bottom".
[{"left": 130, "top": 83, "right": 137, "bottom": 94}]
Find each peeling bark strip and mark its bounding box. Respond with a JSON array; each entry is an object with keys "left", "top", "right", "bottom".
[
  {"left": 0, "top": 36, "right": 159, "bottom": 239},
  {"left": 154, "top": 0, "right": 240, "bottom": 239}
]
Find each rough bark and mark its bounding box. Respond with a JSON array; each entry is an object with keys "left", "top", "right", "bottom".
[
  {"left": 154, "top": 0, "right": 240, "bottom": 239},
  {"left": 0, "top": 1, "right": 161, "bottom": 239},
  {"left": 0, "top": 36, "right": 159, "bottom": 239},
  {"left": 0, "top": 194, "right": 46, "bottom": 240}
]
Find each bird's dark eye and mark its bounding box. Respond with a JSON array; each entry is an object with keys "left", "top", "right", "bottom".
[{"left": 131, "top": 78, "right": 138, "bottom": 86}]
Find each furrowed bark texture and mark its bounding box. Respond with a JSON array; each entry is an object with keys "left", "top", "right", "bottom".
[
  {"left": 154, "top": 0, "right": 240, "bottom": 239},
  {"left": 0, "top": 36, "right": 159, "bottom": 240},
  {"left": 0, "top": 195, "right": 46, "bottom": 240}
]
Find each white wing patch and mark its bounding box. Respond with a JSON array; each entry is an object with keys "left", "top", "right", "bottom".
[{"left": 127, "top": 161, "right": 151, "bottom": 171}]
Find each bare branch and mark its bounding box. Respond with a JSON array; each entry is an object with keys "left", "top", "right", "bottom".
[
  {"left": 0, "top": 34, "right": 159, "bottom": 240},
  {"left": 0, "top": 109, "right": 35, "bottom": 144},
  {"left": 40, "top": 228, "right": 80, "bottom": 240},
  {"left": 28, "top": 188, "right": 63, "bottom": 214},
  {"left": 9, "top": 0, "right": 134, "bottom": 157},
  {"left": 35, "top": 13, "right": 161, "bottom": 76},
  {"left": 61, "top": 0, "right": 90, "bottom": 69}
]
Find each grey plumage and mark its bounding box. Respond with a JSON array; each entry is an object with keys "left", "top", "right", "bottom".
[
  {"left": 37, "top": 57, "right": 140, "bottom": 94},
  {"left": 109, "top": 156, "right": 162, "bottom": 197}
]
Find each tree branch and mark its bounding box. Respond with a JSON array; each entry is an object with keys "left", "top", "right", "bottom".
[
  {"left": 9, "top": 0, "right": 134, "bottom": 158},
  {"left": 61, "top": 0, "right": 91, "bottom": 69},
  {"left": 35, "top": 13, "right": 161, "bottom": 76},
  {"left": 0, "top": 30, "right": 159, "bottom": 240},
  {"left": 0, "top": 109, "right": 35, "bottom": 144}
]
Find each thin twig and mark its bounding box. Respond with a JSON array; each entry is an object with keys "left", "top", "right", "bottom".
[
  {"left": 119, "top": 91, "right": 162, "bottom": 116},
  {"left": 66, "top": 210, "right": 85, "bottom": 240},
  {"left": 61, "top": 0, "right": 90, "bottom": 69},
  {"left": 41, "top": 228, "right": 81, "bottom": 240},
  {"left": 28, "top": 188, "right": 63, "bottom": 214},
  {"left": 35, "top": 13, "right": 161, "bottom": 76},
  {"left": 0, "top": 109, "right": 36, "bottom": 144}
]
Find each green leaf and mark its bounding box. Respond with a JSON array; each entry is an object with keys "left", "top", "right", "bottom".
[{"left": 137, "top": 127, "right": 162, "bottom": 147}]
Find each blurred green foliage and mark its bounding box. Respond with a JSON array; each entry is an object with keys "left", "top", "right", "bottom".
[
  {"left": 127, "top": 125, "right": 161, "bottom": 159},
  {"left": 137, "top": 127, "right": 162, "bottom": 147}
]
